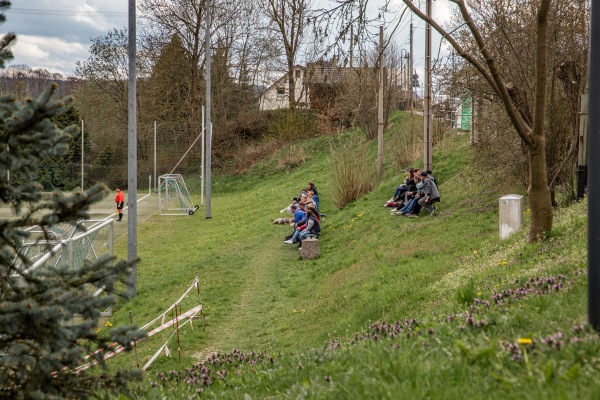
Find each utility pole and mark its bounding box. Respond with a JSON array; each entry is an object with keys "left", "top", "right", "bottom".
[
  {"left": 423, "top": 0, "right": 433, "bottom": 171},
  {"left": 577, "top": 93, "right": 588, "bottom": 199},
  {"left": 409, "top": 17, "right": 413, "bottom": 111},
  {"left": 127, "top": 0, "right": 138, "bottom": 296},
  {"left": 201, "top": 104, "right": 205, "bottom": 205},
  {"left": 205, "top": 0, "right": 212, "bottom": 219},
  {"left": 588, "top": 0, "right": 600, "bottom": 331},
  {"left": 400, "top": 50, "right": 404, "bottom": 105},
  {"left": 350, "top": 24, "right": 354, "bottom": 68},
  {"left": 153, "top": 121, "right": 157, "bottom": 191},
  {"left": 377, "top": 26, "right": 384, "bottom": 178}
]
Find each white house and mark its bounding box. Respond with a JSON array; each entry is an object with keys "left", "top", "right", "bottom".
[{"left": 259, "top": 65, "right": 309, "bottom": 110}]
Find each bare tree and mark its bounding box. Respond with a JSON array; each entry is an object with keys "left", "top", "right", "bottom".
[
  {"left": 402, "top": 0, "right": 555, "bottom": 242},
  {"left": 260, "top": 0, "right": 311, "bottom": 109},
  {"left": 140, "top": 0, "right": 209, "bottom": 141}
]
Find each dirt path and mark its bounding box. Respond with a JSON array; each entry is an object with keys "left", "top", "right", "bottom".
[{"left": 193, "top": 243, "right": 280, "bottom": 360}]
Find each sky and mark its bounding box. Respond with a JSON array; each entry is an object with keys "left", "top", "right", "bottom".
[
  {"left": 3, "top": 0, "right": 128, "bottom": 75},
  {"left": 1, "top": 0, "right": 452, "bottom": 82}
]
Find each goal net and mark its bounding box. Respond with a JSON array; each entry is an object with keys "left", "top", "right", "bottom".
[
  {"left": 158, "top": 174, "right": 199, "bottom": 215},
  {"left": 13, "top": 219, "right": 115, "bottom": 314}
]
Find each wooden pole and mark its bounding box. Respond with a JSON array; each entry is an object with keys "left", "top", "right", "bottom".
[
  {"left": 196, "top": 274, "right": 205, "bottom": 331},
  {"left": 130, "top": 312, "right": 140, "bottom": 368},
  {"left": 377, "top": 26, "right": 384, "bottom": 178},
  {"left": 409, "top": 18, "right": 413, "bottom": 111},
  {"left": 175, "top": 305, "right": 181, "bottom": 362},
  {"left": 424, "top": 0, "right": 433, "bottom": 171}
]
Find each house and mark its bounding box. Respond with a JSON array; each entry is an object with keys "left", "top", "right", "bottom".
[
  {"left": 259, "top": 65, "right": 308, "bottom": 110},
  {"left": 259, "top": 59, "right": 423, "bottom": 112}
]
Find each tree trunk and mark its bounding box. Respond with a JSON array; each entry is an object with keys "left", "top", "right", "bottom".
[
  {"left": 288, "top": 60, "right": 296, "bottom": 109},
  {"left": 527, "top": 135, "right": 553, "bottom": 241}
]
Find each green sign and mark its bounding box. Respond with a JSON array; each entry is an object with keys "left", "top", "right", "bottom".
[{"left": 461, "top": 95, "right": 472, "bottom": 131}]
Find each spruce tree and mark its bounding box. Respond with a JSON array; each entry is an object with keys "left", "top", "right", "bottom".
[{"left": 0, "top": 3, "right": 144, "bottom": 398}]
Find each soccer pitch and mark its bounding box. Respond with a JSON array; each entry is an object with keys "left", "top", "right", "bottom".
[{"left": 0, "top": 190, "right": 161, "bottom": 240}]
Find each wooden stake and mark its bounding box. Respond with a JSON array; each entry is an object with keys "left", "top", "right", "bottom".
[
  {"left": 175, "top": 304, "right": 181, "bottom": 363},
  {"left": 196, "top": 274, "right": 205, "bottom": 332}
]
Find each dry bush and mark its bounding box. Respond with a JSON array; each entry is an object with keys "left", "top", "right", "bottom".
[
  {"left": 276, "top": 144, "right": 307, "bottom": 171},
  {"left": 329, "top": 136, "right": 376, "bottom": 209},
  {"left": 228, "top": 140, "right": 282, "bottom": 174},
  {"left": 385, "top": 113, "right": 423, "bottom": 174}
]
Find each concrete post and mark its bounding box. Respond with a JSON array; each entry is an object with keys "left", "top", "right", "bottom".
[{"left": 499, "top": 194, "right": 524, "bottom": 240}]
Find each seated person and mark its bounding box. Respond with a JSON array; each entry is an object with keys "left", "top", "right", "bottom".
[
  {"left": 307, "top": 181, "right": 318, "bottom": 196},
  {"left": 417, "top": 171, "right": 440, "bottom": 216},
  {"left": 284, "top": 203, "right": 306, "bottom": 243},
  {"left": 286, "top": 209, "right": 320, "bottom": 247},
  {"left": 393, "top": 179, "right": 424, "bottom": 217},
  {"left": 388, "top": 168, "right": 415, "bottom": 203},
  {"left": 308, "top": 190, "right": 319, "bottom": 210},
  {"left": 281, "top": 197, "right": 300, "bottom": 213}
]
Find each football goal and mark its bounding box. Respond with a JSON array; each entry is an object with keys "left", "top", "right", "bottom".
[
  {"left": 158, "top": 174, "right": 199, "bottom": 216},
  {"left": 13, "top": 219, "right": 115, "bottom": 315}
]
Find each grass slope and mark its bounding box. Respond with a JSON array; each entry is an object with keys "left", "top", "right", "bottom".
[{"left": 103, "top": 113, "right": 592, "bottom": 399}]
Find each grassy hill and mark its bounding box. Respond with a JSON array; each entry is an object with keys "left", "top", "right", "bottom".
[{"left": 103, "top": 112, "right": 593, "bottom": 399}]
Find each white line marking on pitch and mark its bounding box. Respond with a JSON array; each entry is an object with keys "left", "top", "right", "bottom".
[{"left": 103, "top": 193, "right": 153, "bottom": 221}]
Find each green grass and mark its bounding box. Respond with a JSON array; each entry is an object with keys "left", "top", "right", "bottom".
[{"left": 98, "top": 112, "right": 592, "bottom": 399}]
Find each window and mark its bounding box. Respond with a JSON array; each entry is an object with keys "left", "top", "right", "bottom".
[
  {"left": 295, "top": 69, "right": 301, "bottom": 79},
  {"left": 276, "top": 87, "right": 286, "bottom": 99}
]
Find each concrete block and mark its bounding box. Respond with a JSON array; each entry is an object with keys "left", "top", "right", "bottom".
[
  {"left": 301, "top": 238, "right": 320, "bottom": 259},
  {"left": 499, "top": 194, "right": 524, "bottom": 240}
]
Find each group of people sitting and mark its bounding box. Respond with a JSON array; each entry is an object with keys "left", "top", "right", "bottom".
[
  {"left": 384, "top": 168, "right": 440, "bottom": 218},
  {"left": 275, "top": 181, "right": 322, "bottom": 250}
]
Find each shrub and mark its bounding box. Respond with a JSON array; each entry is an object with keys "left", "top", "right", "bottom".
[{"left": 329, "top": 135, "right": 376, "bottom": 209}]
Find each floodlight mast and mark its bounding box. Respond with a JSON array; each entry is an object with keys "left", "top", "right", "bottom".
[
  {"left": 205, "top": 0, "right": 212, "bottom": 219},
  {"left": 589, "top": 1, "right": 600, "bottom": 331},
  {"left": 128, "top": 0, "right": 138, "bottom": 296}
]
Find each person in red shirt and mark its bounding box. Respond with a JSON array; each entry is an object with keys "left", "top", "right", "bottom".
[{"left": 115, "top": 187, "right": 125, "bottom": 222}]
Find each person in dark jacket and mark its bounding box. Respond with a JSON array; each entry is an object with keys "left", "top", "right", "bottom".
[
  {"left": 297, "top": 208, "right": 321, "bottom": 249},
  {"left": 390, "top": 168, "right": 415, "bottom": 203},
  {"left": 307, "top": 181, "right": 318, "bottom": 196},
  {"left": 417, "top": 171, "right": 440, "bottom": 215},
  {"left": 285, "top": 208, "right": 320, "bottom": 246}
]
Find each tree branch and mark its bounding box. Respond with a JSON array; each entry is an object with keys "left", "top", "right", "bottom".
[{"left": 404, "top": 0, "right": 534, "bottom": 145}]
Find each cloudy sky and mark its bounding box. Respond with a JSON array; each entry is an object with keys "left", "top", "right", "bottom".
[
  {"left": 1, "top": 0, "right": 451, "bottom": 79},
  {"left": 3, "top": 0, "right": 128, "bottom": 75}
]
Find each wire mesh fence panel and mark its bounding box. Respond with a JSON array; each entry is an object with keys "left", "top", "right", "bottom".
[{"left": 15, "top": 219, "right": 113, "bottom": 278}]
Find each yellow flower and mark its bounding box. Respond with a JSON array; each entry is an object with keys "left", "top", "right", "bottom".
[
  {"left": 301, "top": 310, "right": 305, "bottom": 313},
  {"left": 517, "top": 338, "right": 532, "bottom": 345},
  {"left": 473, "top": 250, "right": 478, "bottom": 255},
  {"left": 292, "top": 309, "right": 297, "bottom": 313},
  {"left": 502, "top": 261, "right": 507, "bottom": 265}
]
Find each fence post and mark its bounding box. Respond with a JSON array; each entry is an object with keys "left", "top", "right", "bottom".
[{"left": 68, "top": 239, "right": 74, "bottom": 271}]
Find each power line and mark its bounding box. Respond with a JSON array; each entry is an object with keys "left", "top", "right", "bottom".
[{"left": 8, "top": 8, "right": 128, "bottom": 17}]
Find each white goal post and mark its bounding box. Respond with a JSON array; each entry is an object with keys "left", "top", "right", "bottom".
[{"left": 158, "top": 174, "right": 199, "bottom": 216}]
